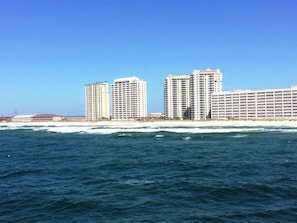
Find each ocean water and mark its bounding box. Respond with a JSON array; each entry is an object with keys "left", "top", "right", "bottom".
[{"left": 1, "top": 124, "right": 297, "bottom": 222}]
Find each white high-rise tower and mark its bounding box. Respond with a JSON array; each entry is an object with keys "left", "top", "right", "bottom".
[
  {"left": 164, "top": 74, "right": 191, "bottom": 119},
  {"left": 85, "top": 82, "right": 110, "bottom": 121},
  {"left": 112, "top": 77, "right": 147, "bottom": 120},
  {"left": 190, "top": 69, "right": 222, "bottom": 120}
]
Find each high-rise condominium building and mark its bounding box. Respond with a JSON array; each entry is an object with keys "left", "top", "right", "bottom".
[
  {"left": 190, "top": 69, "right": 222, "bottom": 120},
  {"left": 211, "top": 86, "right": 297, "bottom": 120},
  {"left": 112, "top": 77, "right": 147, "bottom": 120},
  {"left": 85, "top": 82, "right": 110, "bottom": 121},
  {"left": 164, "top": 74, "right": 191, "bottom": 119}
]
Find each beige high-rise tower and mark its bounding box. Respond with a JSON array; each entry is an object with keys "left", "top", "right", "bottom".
[
  {"left": 85, "top": 82, "right": 110, "bottom": 121},
  {"left": 112, "top": 77, "right": 147, "bottom": 120}
]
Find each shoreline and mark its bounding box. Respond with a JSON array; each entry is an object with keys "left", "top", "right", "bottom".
[{"left": 2, "top": 120, "right": 297, "bottom": 128}]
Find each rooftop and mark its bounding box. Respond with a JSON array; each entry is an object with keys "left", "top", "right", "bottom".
[
  {"left": 113, "top": 77, "right": 141, "bottom": 82},
  {"left": 166, "top": 74, "right": 190, "bottom": 79}
]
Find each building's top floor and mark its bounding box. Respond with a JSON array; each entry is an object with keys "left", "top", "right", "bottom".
[
  {"left": 85, "top": 81, "right": 108, "bottom": 86},
  {"left": 166, "top": 74, "right": 190, "bottom": 79},
  {"left": 192, "top": 68, "right": 222, "bottom": 75},
  {"left": 165, "top": 68, "right": 222, "bottom": 80},
  {"left": 213, "top": 85, "right": 297, "bottom": 95},
  {"left": 113, "top": 76, "right": 143, "bottom": 83}
]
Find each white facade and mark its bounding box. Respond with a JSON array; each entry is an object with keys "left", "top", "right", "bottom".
[
  {"left": 112, "top": 77, "right": 147, "bottom": 120},
  {"left": 211, "top": 86, "right": 297, "bottom": 120},
  {"left": 12, "top": 115, "right": 35, "bottom": 122},
  {"left": 164, "top": 74, "right": 191, "bottom": 119},
  {"left": 190, "top": 69, "right": 222, "bottom": 120},
  {"left": 85, "top": 82, "right": 110, "bottom": 121}
]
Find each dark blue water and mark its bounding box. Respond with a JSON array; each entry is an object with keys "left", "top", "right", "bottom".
[{"left": 1, "top": 125, "right": 297, "bottom": 222}]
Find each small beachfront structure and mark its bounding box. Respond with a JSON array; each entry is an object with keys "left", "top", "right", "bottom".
[{"left": 12, "top": 114, "right": 62, "bottom": 122}]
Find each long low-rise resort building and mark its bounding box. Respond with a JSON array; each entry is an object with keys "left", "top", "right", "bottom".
[
  {"left": 211, "top": 86, "right": 297, "bottom": 120},
  {"left": 12, "top": 114, "right": 62, "bottom": 122}
]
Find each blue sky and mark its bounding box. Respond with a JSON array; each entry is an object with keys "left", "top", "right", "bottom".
[{"left": 1, "top": 0, "right": 297, "bottom": 116}]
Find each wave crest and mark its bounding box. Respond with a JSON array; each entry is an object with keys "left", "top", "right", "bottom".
[{"left": 1, "top": 123, "right": 297, "bottom": 134}]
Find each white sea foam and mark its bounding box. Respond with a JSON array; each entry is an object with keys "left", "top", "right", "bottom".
[
  {"left": 47, "top": 126, "right": 92, "bottom": 133},
  {"left": 230, "top": 134, "right": 248, "bottom": 138},
  {"left": 118, "top": 133, "right": 133, "bottom": 137},
  {"left": 264, "top": 128, "right": 297, "bottom": 133},
  {"left": 32, "top": 127, "right": 51, "bottom": 131},
  {"left": 155, "top": 134, "right": 165, "bottom": 138},
  {"left": 1, "top": 121, "right": 297, "bottom": 134},
  {"left": 156, "top": 127, "right": 264, "bottom": 134},
  {"left": 55, "top": 127, "right": 262, "bottom": 134}
]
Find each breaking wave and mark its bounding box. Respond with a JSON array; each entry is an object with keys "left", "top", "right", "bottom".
[{"left": 1, "top": 124, "right": 297, "bottom": 134}]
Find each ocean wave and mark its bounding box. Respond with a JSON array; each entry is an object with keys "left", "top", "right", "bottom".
[
  {"left": 183, "top": 136, "right": 192, "bottom": 140},
  {"left": 38, "top": 126, "right": 265, "bottom": 134},
  {"left": 155, "top": 134, "right": 165, "bottom": 138},
  {"left": 47, "top": 126, "right": 92, "bottom": 133},
  {"left": 1, "top": 124, "right": 297, "bottom": 134},
  {"left": 230, "top": 134, "right": 248, "bottom": 138},
  {"left": 264, "top": 128, "right": 297, "bottom": 133},
  {"left": 1, "top": 125, "right": 297, "bottom": 223},
  {"left": 119, "top": 179, "right": 155, "bottom": 186}
]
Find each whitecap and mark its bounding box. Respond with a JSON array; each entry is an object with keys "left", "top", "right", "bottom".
[
  {"left": 159, "top": 127, "right": 264, "bottom": 134},
  {"left": 32, "top": 127, "right": 49, "bottom": 131},
  {"left": 265, "top": 128, "right": 297, "bottom": 133},
  {"left": 2, "top": 123, "right": 283, "bottom": 135},
  {"left": 230, "top": 134, "right": 248, "bottom": 138},
  {"left": 0, "top": 126, "right": 7, "bottom": 131},
  {"left": 46, "top": 126, "right": 91, "bottom": 133},
  {"left": 117, "top": 133, "right": 133, "bottom": 137},
  {"left": 155, "top": 134, "right": 165, "bottom": 138},
  {"left": 87, "top": 128, "right": 120, "bottom": 134},
  {"left": 120, "top": 179, "right": 155, "bottom": 186}
]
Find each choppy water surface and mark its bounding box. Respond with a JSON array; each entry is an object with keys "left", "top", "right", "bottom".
[{"left": 1, "top": 125, "right": 297, "bottom": 222}]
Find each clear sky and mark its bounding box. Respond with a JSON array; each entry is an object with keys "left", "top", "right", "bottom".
[{"left": 1, "top": 0, "right": 297, "bottom": 116}]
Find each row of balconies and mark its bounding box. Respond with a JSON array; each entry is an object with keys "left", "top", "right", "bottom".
[{"left": 212, "top": 107, "right": 297, "bottom": 115}]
